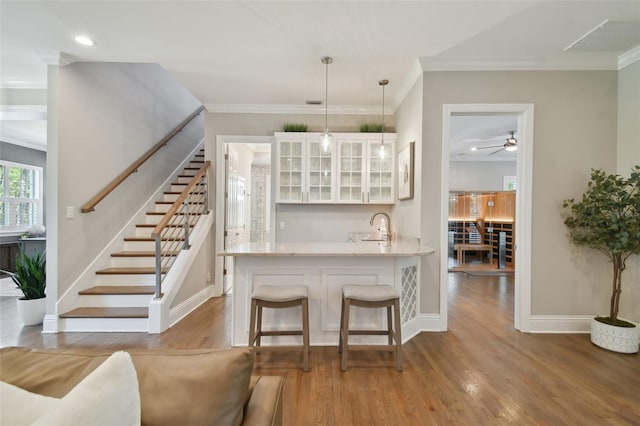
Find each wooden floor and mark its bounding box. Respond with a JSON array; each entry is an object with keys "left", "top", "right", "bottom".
[{"left": 1, "top": 273, "right": 639, "bottom": 425}]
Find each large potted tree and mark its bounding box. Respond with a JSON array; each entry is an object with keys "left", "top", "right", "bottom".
[
  {"left": 1, "top": 250, "right": 46, "bottom": 325},
  {"left": 563, "top": 165, "right": 640, "bottom": 353}
]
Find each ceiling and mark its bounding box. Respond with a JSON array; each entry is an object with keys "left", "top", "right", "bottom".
[{"left": 1, "top": 1, "right": 639, "bottom": 151}]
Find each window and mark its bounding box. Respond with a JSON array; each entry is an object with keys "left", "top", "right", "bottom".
[{"left": 0, "top": 160, "right": 43, "bottom": 234}]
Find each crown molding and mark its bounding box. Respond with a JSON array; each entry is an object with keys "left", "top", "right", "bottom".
[
  {"left": 618, "top": 44, "right": 640, "bottom": 69},
  {"left": 0, "top": 138, "right": 47, "bottom": 152},
  {"left": 0, "top": 82, "right": 47, "bottom": 90},
  {"left": 204, "top": 103, "right": 391, "bottom": 115},
  {"left": 36, "top": 50, "right": 75, "bottom": 67},
  {"left": 0, "top": 105, "right": 47, "bottom": 120},
  {"left": 391, "top": 59, "right": 423, "bottom": 111},
  {"left": 419, "top": 56, "right": 618, "bottom": 71}
]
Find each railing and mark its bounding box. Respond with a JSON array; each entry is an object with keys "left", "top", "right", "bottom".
[
  {"left": 151, "top": 160, "right": 210, "bottom": 299},
  {"left": 81, "top": 106, "right": 205, "bottom": 213}
]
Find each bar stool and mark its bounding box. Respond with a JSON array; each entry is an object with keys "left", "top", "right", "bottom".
[
  {"left": 248, "top": 284, "right": 310, "bottom": 371},
  {"left": 338, "top": 284, "right": 402, "bottom": 371}
]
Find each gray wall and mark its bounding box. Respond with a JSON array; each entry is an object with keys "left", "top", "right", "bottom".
[
  {"left": 419, "top": 70, "right": 618, "bottom": 318},
  {"left": 449, "top": 161, "right": 517, "bottom": 191},
  {"left": 51, "top": 62, "right": 203, "bottom": 297},
  {"left": 617, "top": 61, "right": 640, "bottom": 322},
  {"left": 392, "top": 76, "right": 423, "bottom": 242}
]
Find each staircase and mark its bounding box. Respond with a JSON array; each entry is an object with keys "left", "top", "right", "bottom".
[{"left": 59, "top": 150, "right": 207, "bottom": 331}]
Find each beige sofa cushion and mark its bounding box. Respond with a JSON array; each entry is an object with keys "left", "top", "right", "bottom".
[{"left": 0, "top": 347, "right": 254, "bottom": 426}]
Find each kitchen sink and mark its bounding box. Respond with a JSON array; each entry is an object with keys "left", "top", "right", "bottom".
[{"left": 348, "top": 231, "right": 385, "bottom": 242}]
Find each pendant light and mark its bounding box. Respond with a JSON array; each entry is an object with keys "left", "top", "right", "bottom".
[
  {"left": 321, "top": 56, "right": 333, "bottom": 154},
  {"left": 378, "top": 79, "right": 389, "bottom": 159}
]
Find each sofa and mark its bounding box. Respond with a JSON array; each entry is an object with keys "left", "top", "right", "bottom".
[{"left": 0, "top": 346, "right": 283, "bottom": 426}]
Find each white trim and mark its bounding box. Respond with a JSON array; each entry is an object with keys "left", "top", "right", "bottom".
[
  {"left": 440, "top": 104, "right": 534, "bottom": 332},
  {"left": 36, "top": 50, "right": 74, "bottom": 67},
  {"left": 205, "top": 103, "right": 390, "bottom": 115},
  {"left": 168, "top": 285, "right": 217, "bottom": 329},
  {"left": 0, "top": 82, "right": 47, "bottom": 90},
  {"left": 420, "top": 57, "right": 617, "bottom": 72},
  {"left": 402, "top": 314, "right": 442, "bottom": 343},
  {"left": 42, "top": 314, "right": 58, "bottom": 333},
  {"left": 529, "top": 315, "right": 592, "bottom": 333},
  {"left": 619, "top": 44, "right": 640, "bottom": 69},
  {"left": 564, "top": 19, "right": 609, "bottom": 51},
  {"left": 0, "top": 139, "right": 47, "bottom": 152}
]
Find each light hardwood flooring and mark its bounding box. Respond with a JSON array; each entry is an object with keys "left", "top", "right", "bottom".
[{"left": 1, "top": 273, "right": 638, "bottom": 425}]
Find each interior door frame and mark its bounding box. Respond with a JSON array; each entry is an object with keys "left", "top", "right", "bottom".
[
  {"left": 215, "top": 135, "right": 274, "bottom": 293},
  {"left": 440, "top": 104, "right": 534, "bottom": 332}
]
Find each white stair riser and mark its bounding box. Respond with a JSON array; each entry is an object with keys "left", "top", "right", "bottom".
[
  {"left": 190, "top": 161, "right": 204, "bottom": 168},
  {"left": 78, "top": 294, "right": 154, "bottom": 307},
  {"left": 95, "top": 273, "right": 157, "bottom": 286},
  {"left": 171, "top": 184, "right": 188, "bottom": 192},
  {"left": 177, "top": 176, "right": 198, "bottom": 184},
  {"left": 154, "top": 203, "right": 203, "bottom": 214},
  {"left": 145, "top": 214, "right": 200, "bottom": 225},
  {"left": 110, "top": 257, "right": 157, "bottom": 268},
  {"left": 60, "top": 318, "right": 149, "bottom": 333},
  {"left": 135, "top": 227, "right": 154, "bottom": 237},
  {"left": 125, "top": 240, "right": 156, "bottom": 251},
  {"left": 163, "top": 193, "right": 180, "bottom": 202}
]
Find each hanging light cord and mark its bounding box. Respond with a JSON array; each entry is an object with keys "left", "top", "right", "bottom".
[
  {"left": 381, "top": 81, "right": 385, "bottom": 145},
  {"left": 325, "top": 60, "right": 329, "bottom": 132}
]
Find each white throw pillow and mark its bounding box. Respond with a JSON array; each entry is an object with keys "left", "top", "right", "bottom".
[{"left": 0, "top": 351, "right": 140, "bottom": 426}]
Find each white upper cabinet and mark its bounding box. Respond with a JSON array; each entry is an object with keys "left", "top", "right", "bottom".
[
  {"left": 275, "top": 132, "right": 394, "bottom": 204},
  {"left": 337, "top": 134, "right": 395, "bottom": 204}
]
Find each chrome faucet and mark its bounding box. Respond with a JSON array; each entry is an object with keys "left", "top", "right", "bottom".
[{"left": 370, "top": 212, "right": 391, "bottom": 242}]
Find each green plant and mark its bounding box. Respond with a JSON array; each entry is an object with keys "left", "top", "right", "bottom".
[
  {"left": 562, "top": 165, "right": 640, "bottom": 327},
  {"left": 0, "top": 250, "right": 46, "bottom": 300},
  {"left": 283, "top": 123, "right": 307, "bottom": 132},
  {"left": 360, "top": 123, "right": 383, "bottom": 133}
]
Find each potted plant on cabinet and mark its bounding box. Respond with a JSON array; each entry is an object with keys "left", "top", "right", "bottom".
[
  {"left": 0, "top": 250, "right": 46, "bottom": 325},
  {"left": 563, "top": 166, "right": 640, "bottom": 353}
]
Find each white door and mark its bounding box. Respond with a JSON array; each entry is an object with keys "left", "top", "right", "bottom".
[{"left": 223, "top": 146, "right": 248, "bottom": 293}]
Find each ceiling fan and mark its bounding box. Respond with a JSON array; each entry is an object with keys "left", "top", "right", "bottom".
[{"left": 474, "top": 131, "right": 518, "bottom": 155}]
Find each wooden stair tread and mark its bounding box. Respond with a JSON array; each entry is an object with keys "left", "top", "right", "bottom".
[
  {"left": 111, "top": 251, "right": 179, "bottom": 257},
  {"left": 79, "top": 286, "right": 155, "bottom": 295},
  {"left": 60, "top": 307, "right": 148, "bottom": 318},
  {"left": 164, "top": 191, "right": 204, "bottom": 195},
  {"left": 95, "top": 267, "right": 166, "bottom": 275},
  {"left": 155, "top": 201, "right": 203, "bottom": 205},
  {"left": 146, "top": 211, "right": 202, "bottom": 216},
  {"left": 124, "top": 236, "right": 184, "bottom": 242},
  {"left": 136, "top": 224, "right": 182, "bottom": 228}
]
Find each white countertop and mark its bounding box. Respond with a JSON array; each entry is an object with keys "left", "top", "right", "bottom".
[{"left": 217, "top": 241, "right": 435, "bottom": 257}]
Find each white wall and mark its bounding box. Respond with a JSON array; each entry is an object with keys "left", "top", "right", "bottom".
[
  {"left": 51, "top": 62, "right": 203, "bottom": 297},
  {"left": 449, "top": 161, "right": 517, "bottom": 191},
  {"left": 419, "top": 70, "right": 618, "bottom": 317},
  {"left": 617, "top": 60, "right": 640, "bottom": 323}
]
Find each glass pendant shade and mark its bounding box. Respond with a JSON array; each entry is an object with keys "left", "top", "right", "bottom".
[
  {"left": 378, "top": 142, "right": 386, "bottom": 159},
  {"left": 321, "top": 130, "right": 333, "bottom": 153},
  {"left": 505, "top": 145, "right": 518, "bottom": 152}
]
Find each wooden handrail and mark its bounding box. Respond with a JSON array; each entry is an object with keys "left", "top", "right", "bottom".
[
  {"left": 81, "top": 105, "right": 205, "bottom": 213},
  {"left": 151, "top": 161, "right": 210, "bottom": 238}
]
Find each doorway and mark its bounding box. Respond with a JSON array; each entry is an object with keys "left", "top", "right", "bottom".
[
  {"left": 440, "top": 104, "right": 534, "bottom": 332},
  {"left": 215, "top": 136, "right": 273, "bottom": 295}
]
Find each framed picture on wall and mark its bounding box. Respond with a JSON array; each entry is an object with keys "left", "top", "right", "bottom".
[{"left": 397, "top": 141, "right": 414, "bottom": 200}]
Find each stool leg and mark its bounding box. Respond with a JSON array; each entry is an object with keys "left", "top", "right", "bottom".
[
  {"left": 338, "top": 296, "right": 345, "bottom": 354},
  {"left": 386, "top": 305, "right": 393, "bottom": 347},
  {"left": 394, "top": 298, "right": 403, "bottom": 372},
  {"left": 341, "top": 298, "right": 351, "bottom": 371},
  {"left": 256, "top": 304, "right": 263, "bottom": 347},
  {"left": 248, "top": 299, "right": 257, "bottom": 349},
  {"left": 302, "top": 298, "right": 310, "bottom": 371}
]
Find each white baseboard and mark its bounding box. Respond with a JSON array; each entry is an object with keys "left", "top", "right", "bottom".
[
  {"left": 42, "top": 314, "right": 59, "bottom": 334},
  {"left": 168, "top": 285, "right": 216, "bottom": 330},
  {"left": 529, "top": 315, "right": 592, "bottom": 333},
  {"left": 402, "top": 314, "right": 443, "bottom": 343}
]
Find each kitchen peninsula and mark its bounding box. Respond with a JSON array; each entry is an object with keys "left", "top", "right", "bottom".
[{"left": 218, "top": 241, "right": 434, "bottom": 346}]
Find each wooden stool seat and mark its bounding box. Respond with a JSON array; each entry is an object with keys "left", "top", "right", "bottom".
[
  {"left": 249, "top": 285, "right": 310, "bottom": 371},
  {"left": 339, "top": 284, "right": 403, "bottom": 371}
]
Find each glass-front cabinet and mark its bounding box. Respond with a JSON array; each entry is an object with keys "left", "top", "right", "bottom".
[
  {"left": 307, "top": 139, "right": 334, "bottom": 202},
  {"left": 336, "top": 136, "right": 395, "bottom": 204},
  {"left": 276, "top": 132, "right": 394, "bottom": 204},
  {"left": 277, "top": 139, "right": 305, "bottom": 203}
]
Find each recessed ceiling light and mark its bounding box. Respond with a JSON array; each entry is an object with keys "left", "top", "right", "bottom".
[
  {"left": 74, "top": 35, "right": 95, "bottom": 46},
  {"left": 470, "top": 147, "right": 477, "bottom": 151}
]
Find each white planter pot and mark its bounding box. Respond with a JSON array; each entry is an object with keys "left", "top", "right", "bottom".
[
  {"left": 16, "top": 297, "right": 46, "bottom": 326},
  {"left": 590, "top": 318, "right": 639, "bottom": 354}
]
